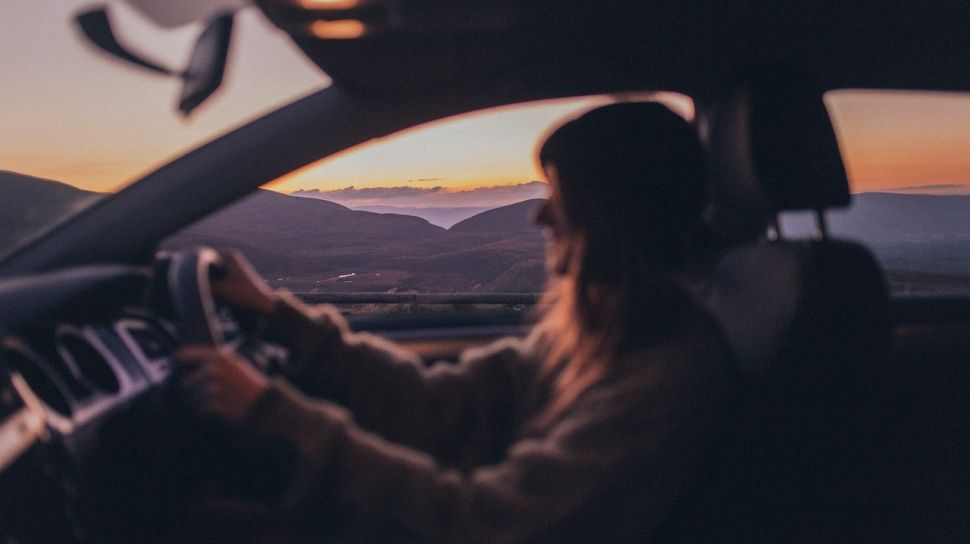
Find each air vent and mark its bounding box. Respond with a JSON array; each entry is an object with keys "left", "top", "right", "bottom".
[
  {"left": 1, "top": 343, "right": 73, "bottom": 417},
  {"left": 126, "top": 324, "right": 176, "bottom": 362},
  {"left": 116, "top": 318, "right": 178, "bottom": 384},
  {"left": 56, "top": 330, "right": 121, "bottom": 395}
]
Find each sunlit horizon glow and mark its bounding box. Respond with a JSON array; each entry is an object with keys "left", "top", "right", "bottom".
[
  {"left": 826, "top": 90, "right": 970, "bottom": 193},
  {"left": 267, "top": 93, "right": 693, "bottom": 195},
  {"left": 298, "top": 0, "right": 362, "bottom": 8}
]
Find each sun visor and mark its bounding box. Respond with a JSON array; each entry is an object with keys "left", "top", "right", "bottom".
[{"left": 710, "top": 67, "right": 850, "bottom": 217}]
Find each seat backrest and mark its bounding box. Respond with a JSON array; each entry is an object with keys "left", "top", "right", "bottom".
[
  {"left": 665, "top": 66, "right": 893, "bottom": 542},
  {"left": 699, "top": 65, "right": 893, "bottom": 372}
]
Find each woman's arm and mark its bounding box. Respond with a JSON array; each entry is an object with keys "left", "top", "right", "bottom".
[
  {"left": 259, "top": 293, "right": 537, "bottom": 459},
  {"left": 206, "top": 251, "right": 537, "bottom": 458},
  {"left": 244, "top": 340, "right": 730, "bottom": 544}
]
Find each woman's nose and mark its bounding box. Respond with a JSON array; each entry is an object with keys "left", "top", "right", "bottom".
[{"left": 532, "top": 199, "right": 553, "bottom": 227}]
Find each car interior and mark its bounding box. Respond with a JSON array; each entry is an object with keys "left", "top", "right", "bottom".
[{"left": 1, "top": 1, "right": 969, "bottom": 542}]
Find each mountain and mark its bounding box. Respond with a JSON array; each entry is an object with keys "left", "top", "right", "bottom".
[
  {"left": 831, "top": 193, "right": 970, "bottom": 242},
  {"left": 0, "top": 171, "right": 102, "bottom": 254},
  {"left": 163, "top": 190, "right": 451, "bottom": 280},
  {"left": 22, "top": 174, "right": 970, "bottom": 295},
  {"left": 162, "top": 191, "right": 970, "bottom": 291},
  {"left": 450, "top": 199, "right": 545, "bottom": 236},
  {"left": 0, "top": 174, "right": 544, "bottom": 292},
  {"left": 781, "top": 192, "right": 970, "bottom": 279},
  {"left": 291, "top": 180, "right": 549, "bottom": 209},
  {"left": 161, "top": 190, "right": 546, "bottom": 292},
  {"left": 780, "top": 192, "right": 970, "bottom": 242},
  {"left": 177, "top": 189, "right": 444, "bottom": 239},
  {"left": 351, "top": 205, "right": 492, "bottom": 228}
]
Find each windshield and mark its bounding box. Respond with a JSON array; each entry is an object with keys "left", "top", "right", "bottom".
[{"left": 0, "top": 1, "right": 327, "bottom": 260}]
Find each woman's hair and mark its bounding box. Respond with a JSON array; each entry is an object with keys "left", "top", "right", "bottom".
[{"left": 529, "top": 101, "right": 709, "bottom": 426}]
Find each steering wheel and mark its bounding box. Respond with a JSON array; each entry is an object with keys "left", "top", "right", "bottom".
[
  {"left": 162, "top": 247, "right": 285, "bottom": 375},
  {"left": 165, "top": 246, "right": 227, "bottom": 346}
]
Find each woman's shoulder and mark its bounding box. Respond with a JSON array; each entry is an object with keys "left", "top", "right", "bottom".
[{"left": 615, "top": 302, "right": 733, "bottom": 396}]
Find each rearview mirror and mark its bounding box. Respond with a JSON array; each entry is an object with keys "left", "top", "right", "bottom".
[
  {"left": 75, "top": 8, "right": 173, "bottom": 75},
  {"left": 178, "top": 12, "right": 234, "bottom": 116},
  {"left": 74, "top": 6, "right": 236, "bottom": 116}
]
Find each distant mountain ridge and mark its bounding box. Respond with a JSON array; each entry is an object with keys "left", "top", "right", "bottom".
[
  {"left": 291, "top": 180, "right": 548, "bottom": 210},
  {"left": 777, "top": 192, "right": 970, "bottom": 242},
  {"left": 0, "top": 171, "right": 102, "bottom": 254},
  {"left": 164, "top": 190, "right": 544, "bottom": 292},
  {"left": 11, "top": 172, "right": 970, "bottom": 292},
  {"left": 157, "top": 191, "right": 970, "bottom": 289},
  {"left": 350, "top": 205, "right": 492, "bottom": 228}
]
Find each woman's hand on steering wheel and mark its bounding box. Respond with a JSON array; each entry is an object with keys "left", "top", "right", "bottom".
[
  {"left": 174, "top": 345, "right": 270, "bottom": 425},
  {"left": 210, "top": 250, "right": 279, "bottom": 316},
  {"left": 166, "top": 247, "right": 277, "bottom": 422}
]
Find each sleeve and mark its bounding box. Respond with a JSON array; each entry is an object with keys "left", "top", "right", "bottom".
[
  {"left": 245, "top": 340, "right": 731, "bottom": 544},
  {"left": 261, "top": 292, "right": 537, "bottom": 458}
]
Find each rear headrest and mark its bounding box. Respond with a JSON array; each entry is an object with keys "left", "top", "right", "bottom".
[{"left": 708, "top": 66, "right": 850, "bottom": 226}]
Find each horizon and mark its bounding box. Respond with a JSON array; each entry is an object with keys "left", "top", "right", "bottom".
[{"left": 6, "top": 167, "right": 970, "bottom": 203}]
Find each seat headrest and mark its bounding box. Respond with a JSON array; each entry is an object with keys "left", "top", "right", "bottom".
[
  {"left": 708, "top": 66, "right": 850, "bottom": 220},
  {"left": 689, "top": 239, "right": 891, "bottom": 376}
]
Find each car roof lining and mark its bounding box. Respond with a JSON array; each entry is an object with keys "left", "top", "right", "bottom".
[{"left": 258, "top": 0, "right": 970, "bottom": 96}]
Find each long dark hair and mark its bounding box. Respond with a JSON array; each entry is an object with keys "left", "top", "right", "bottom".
[{"left": 529, "top": 101, "right": 709, "bottom": 426}]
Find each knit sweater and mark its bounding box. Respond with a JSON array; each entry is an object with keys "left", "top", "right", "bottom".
[{"left": 246, "top": 293, "right": 733, "bottom": 543}]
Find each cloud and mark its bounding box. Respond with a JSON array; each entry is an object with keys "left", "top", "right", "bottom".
[
  {"left": 293, "top": 186, "right": 444, "bottom": 201},
  {"left": 886, "top": 183, "right": 969, "bottom": 192},
  {"left": 292, "top": 181, "right": 548, "bottom": 208},
  {"left": 862, "top": 182, "right": 970, "bottom": 194}
]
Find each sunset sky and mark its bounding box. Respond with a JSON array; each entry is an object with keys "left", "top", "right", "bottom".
[
  {"left": 825, "top": 90, "right": 970, "bottom": 193},
  {"left": 2, "top": 2, "right": 969, "bottom": 202}
]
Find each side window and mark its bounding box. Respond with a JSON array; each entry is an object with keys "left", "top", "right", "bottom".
[
  {"left": 781, "top": 90, "right": 970, "bottom": 296},
  {"left": 163, "top": 94, "right": 695, "bottom": 313}
]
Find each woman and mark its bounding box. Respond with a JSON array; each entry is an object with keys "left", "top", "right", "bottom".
[{"left": 175, "top": 102, "right": 733, "bottom": 543}]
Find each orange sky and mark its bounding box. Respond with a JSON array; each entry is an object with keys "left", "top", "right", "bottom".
[
  {"left": 0, "top": 2, "right": 327, "bottom": 193},
  {"left": 267, "top": 93, "right": 692, "bottom": 193},
  {"left": 270, "top": 90, "right": 970, "bottom": 197},
  {"left": 825, "top": 90, "right": 970, "bottom": 192},
  {"left": 1, "top": 5, "right": 968, "bottom": 197}
]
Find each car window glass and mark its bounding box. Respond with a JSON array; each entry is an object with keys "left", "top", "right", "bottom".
[
  {"left": 163, "top": 93, "right": 694, "bottom": 314},
  {"left": 781, "top": 90, "right": 970, "bottom": 295}
]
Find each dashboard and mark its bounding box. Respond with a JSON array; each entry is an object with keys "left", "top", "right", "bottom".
[
  {"left": 0, "top": 266, "right": 176, "bottom": 430},
  {"left": 0, "top": 265, "right": 193, "bottom": 542},
  {"left": 0, "top": 259, "right": 527, "bottom": 542},
  {"left": 3, "top": 311, "right": 176, "bottom": 432}
]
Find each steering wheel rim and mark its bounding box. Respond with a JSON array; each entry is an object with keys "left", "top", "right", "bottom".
[{"left": 166, "top": 246, "right": 225, "bottom": 346}]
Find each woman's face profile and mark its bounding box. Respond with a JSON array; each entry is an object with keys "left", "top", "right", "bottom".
[{"left": 534, "top": 165, "right": 574, "bottom": 277}]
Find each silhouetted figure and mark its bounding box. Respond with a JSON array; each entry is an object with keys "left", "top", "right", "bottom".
[{"left": 175, "top": 102, "right": 733, "bottom": 543}]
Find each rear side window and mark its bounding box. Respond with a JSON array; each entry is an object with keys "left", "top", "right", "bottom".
[{"left": 783, "top": 90, "right": 970, "bottom": 296}]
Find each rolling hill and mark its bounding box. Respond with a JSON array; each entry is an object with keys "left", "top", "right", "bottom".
[
  {"left": 350, "top": 205, "right": 492, "bottom": 228},
  {"left": 449, "top": 199, "right": 544, "bottom": 236},
  {"left": 163, "top": 190, "right": 545, "bottom": 292},
  {"left": 782, "top": 193, "right": 970, "bottom": 242},
  {"left": 10, "top": 171, "right": 970, "bottom": 295},
  {"left": 0, "top": 171, "right": 102, "bottom": 256},
  {"left": 782, "top": 192, "right": 970, "bottom": 279}
]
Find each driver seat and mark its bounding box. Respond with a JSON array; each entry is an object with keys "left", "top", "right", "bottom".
[{"left": 664, "top": 67, "right": 893, "bottom": 542}]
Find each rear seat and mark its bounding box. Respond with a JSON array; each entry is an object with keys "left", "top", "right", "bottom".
[{"left": 665, "top": 68, "right": 893, "bottom": 542}]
